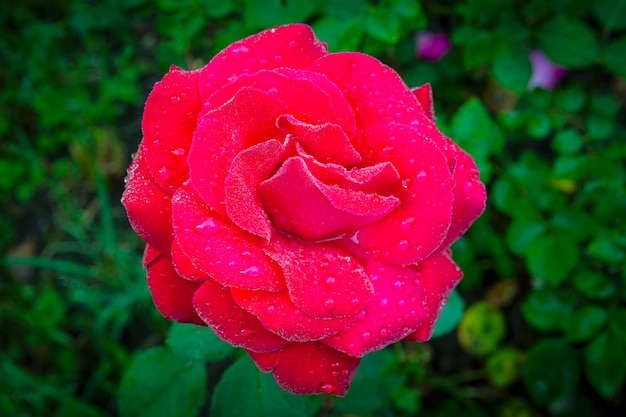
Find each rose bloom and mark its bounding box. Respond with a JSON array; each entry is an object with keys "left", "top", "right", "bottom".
[{"left": 122, "top": 24, "right": 486, "bottom": 396}]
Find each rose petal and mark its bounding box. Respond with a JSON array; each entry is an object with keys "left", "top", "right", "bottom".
[
  {"left": 231, "top": 288, "right": 356, "bottom": 342},
  {"left": 322, "top": 262, "right": 428, "bottom": 357},
  {"left": 309, "top": 52, "right": 421, "bottom": 130},
  {"left": 225, "top": 139, "right": 285, "bottom": 241},
  {"left": 193, "top": 279, "right": 289, "bottom": 353},
  {"left": 172, "top": 184, "right": 286, "bottom": 292},
  {"left": 353, "top": 123, "right": 455, "bottom": 265},
  {"left": 146, "top": 253, "right": 204, "bottom": 325},
  {"left": 247, "top": 350, "right": 282, "bottom": 372},
  {"left": 443, "top": 148, "right": 487, "bottom": 246},
  {"left": 404, "top": 250, "right": 463, "bottom": 341},
  {"left": 142, "top": 66, "right": 201, "bottom": 192},
  {"left": 121, "top": 148, "right": 174, "bottom": 254},
  {"left": 263, "top": 235, "right": 374, "bottom": 320},
  {"left": 188, "top": 87, "right": 287, "bottom": 216},
  {"left": 199, "top": 24, "right": 328, "bottom": 102},
  {"left": 273, "top": 342, "right": 360, "bottom": 396},
  {"left": 277, "top": 115, "right": 361, "bottom": 166},
  {"left": 205, "top": 70, "right": 339, "bottom": 129},
  {"left": 412, "top": 83, "right": 435, "bottom": 121},
  {"left": 142, "top": 244, "right": 161, "bottom": 268},
  {"left": 259, "top": 157, "right": 400, "bottom": 240},
  {"left": 171, "top": 238, "right": 211, "bottom": 282}
]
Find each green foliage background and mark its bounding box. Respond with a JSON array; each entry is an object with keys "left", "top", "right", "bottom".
[{"left": 1, "top": 0, "right": 625, "bottom": 416}]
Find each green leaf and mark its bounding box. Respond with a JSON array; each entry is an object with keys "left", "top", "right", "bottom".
[
  {"left": 431, "top": 290, "right": 465, "bottom": 338},
  {"left": 458, "top": 301, "right": 506, "bottom": 356},
  {"left": 537, "top": 17, "right": 598, "bottom": 68},
  {"left": 609, "top": 308, "right": 626, "bottom": 345},
  {"left": 584, "top": 332, "right": 626, "bottom": 398},
  {"left": 505, "top": 216, "right": 545, "bottom": 255},
  {"left": 526, "top": 234, "right": 578, "bottom": 286},
  {"left": 592, "top": 0, "right": 626, "bottom": 30},
  {"left": 573, "top": 271, "right": 616, "bottom": 299},
  {"left": 486, "top": 347, "right": 521, "bottom": 388},
  {"left": 313, "top": 17, "right": 363, "bottom": 52},
  {"left": 335, "top": 349, "right": 401, "bottom": 414},
  {"left": 364, "top": 8, "right": 401, "bottom": 44},
  {"left": 166, "top": 322, "right": 233, "bottom": 362},
  {"left": 563, "top": 305, "right": 607, "bottom": 342},
  {"left": 552, "top": 129, "right": 584, "bottom": 155},
  {"left": 522, "top": 339, "right": 579, "bottom": 406},
  {"left": 210, "top": 355, "right": 313, "bottom": 417},
  {"left": 604, "top": 35, "right": 626, "bottom": 78},
  {"left": 521, "top": 288, "right": 576, "bottom": 331},
  {"left": 242, "top": 0, "right": 318, "bottom": 30},
  {"left": 118, "top": 347, "right": 207, "bottom": 417},
  {"left": 492, "top": 43, "right": 531, "bottom": 93}
]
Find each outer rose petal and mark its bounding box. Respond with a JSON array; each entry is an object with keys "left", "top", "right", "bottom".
[
  {"left": 412, "top": 83, "right": 435, "bottom": 121},
  {"left": 188, "top": 87, "right": 287, "bottom": 216},
  {"left": 259, "top": 157, "right": 400, "bottom": 240},
  {"left": 354, "top": 123, "right": 454, "bottom": 265},
  {"left": 264, "top": 235, "right": 374, "bottom": 320},
  {"left": 225, "top": 139, "right": 285, "bottom": 241},
  {"left": 172, "top": 184, "right": 286, "bottom": 292},
  {"left": 171, "top": 238, "right": 211, "bottom": 282},
  {"left": 142, "top": 244, "right": 161, "bottom": 268},
  {"left": 142, "top": 66, "right": 201, "bottom": 192},
  {"left": 247, "top": 350, "right": 282, "bottom": 372},
  {"left": 193, "top": 279, "right": 289, "bottom": 353},
  {"left": 199, "top": 24, "right": 328, "bottom": 102},
  {"left": 231, "top": 288, "right": 356, "bottom": 342},
  {"left": 146, "top": 253, "right": 204, "bottom": 325},
  {"left": 322, "top": 262, "right": 428, "bottom": 357},
  {"left": 308, "top": 52, "right": 423, "bottom": 130},
  {"left": 273, "top": 342, "right": 360, "bottom": 396},
  {"left": 121, "top": 147, "right": 174, "bottom": 255},
  {"left": 404, "top": 251, "right": 463, "bottom": 341},
  {"left": 443, "top": 147, "right": 487, "bottom": 246}
]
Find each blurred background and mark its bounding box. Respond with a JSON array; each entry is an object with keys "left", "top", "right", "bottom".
[{"left": 1, "top": 0, "right": 625, "bottom": 416}]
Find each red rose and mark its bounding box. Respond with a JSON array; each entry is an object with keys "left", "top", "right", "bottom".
[{"left": 122, "top": 24, "right": 486, "bottom": 396}]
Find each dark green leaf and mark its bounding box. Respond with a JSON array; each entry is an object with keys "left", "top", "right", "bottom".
[
  {"left": 573, "top": 271, "right": 616, "bottom": 299},
  {"left": 364, "top": 8, "right": 401, "bottom": 44},
  {"left": 492, "top": 43, "right": 531, "bottom": 93},
  {"left": 584, "top": 332, "right": 626, "bottom": 398},
  {"left": 592, "top": 0, "right": 626, "bottom": 30},
  {"left": 604, "top": 35, "right": 626, "bottom": 78},
  {"left": 552, "top": 129, "right": 584, "bottom": 154},
  {"left": 526, "top": 234, "right": 578, "bottom": 286},
  {"left": 521, "top": 288, "right": 576, "bottom": 331},
  {"left": 563, "top": 306, "right": 607, "bottom": 342},
  {"left": 118, "top": 347, "right": 207, "bottom": 417},
  {"left": 166, "top": 322, "right": 233, "bottom": 363},
  {"left": 505, "top": 217, "right": 545, "bottom": 255},
  {"left": 431, "top": 290, "right": 465, "bottom": 338},
  {"left": 313, "top": 17, "right": 363, "bottom": 52},
  {"left": 522, "top": 339, "right": 579, "bottom": 405},
  {"left": 210, "top": 355, "right": 313, "bottom": 417},
  {"left": 537, "top": 18, "right": 598, "bottom": 67},
  {"left": 486, "top": 347, "right": 521, "bottom": 388}
]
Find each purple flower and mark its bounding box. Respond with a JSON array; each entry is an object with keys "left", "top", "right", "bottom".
[
  {"left": 528, "top": 50, "right": 567, "bottom": 90},
  {"left": 415, "top": 31, "right": 451, "bottom": 62}
]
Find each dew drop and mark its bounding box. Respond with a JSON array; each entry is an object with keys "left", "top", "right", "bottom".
[
  {"left": 158, "top": 165, "right": 170, "bottom": 180},
  {"left": 357, "top": 310, "right": 367, "bottom": 320},
  {"left": 380, "top": 328, "right": 388, "bottom": 337},
  {"left": 351, "top": 298, "right": 361, "bottom": 306},
  {"left": 393, "top": 280, "right": 403, "bottom": 291},
  {"left": 288, "top": 40, "right": 297, "bottom": 48},
  {"left": 324, "top": 298, "right": 335, "bottom": 309},
  {"left": 397, "top": 299, "right": 406, "bottom": 307},
  {"left": 415, "top": 170, "right": 428, "bottom": 183},
  {"left": 230, "top": 44, "right": 251, "bottom": 58},
  {"left": 380, "top": 146, "right": 394, "bottom": 157},
  {"left": 400, "top": 217, "right": 415, "bottom": 231},
  {"left": 241, "top": 250, "right": 251, "bottom": 257},
  {"left": 378, "top": 298, "right": 389, "bottom": 309},
  {"left": 324, "top": 276, "right": 337, "bottom": 289},
  {"left": 361, "top": 331, "right": 371, "bottom": 341},
  {"left": 321, "top": 383, "right": 336, "bottom": 394},
  {"left": 398, "top": 239, "right": 410, "bottom": 251},
  {"left": 195, "top": 218, "right": 221, "bottom": 235},
  {"left": 463, "top": 181, "right": 474, "bottom": 191},
  {"left": 170, "top": 95, "right": 180, "bottom": 103},
  {"left": 266, "top": 305, "right": 276, "bottom": 314},
  {"left": 171, "top": 147, "right": 185, "bottom": 156},
  {"left": 401, "top": 177, "right": 413, "bottom": 189},
  {"left": 240, "top": 265, "right": 260, "bottom": 277}
]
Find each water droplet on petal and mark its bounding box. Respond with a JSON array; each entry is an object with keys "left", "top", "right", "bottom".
[
  {"left": 381, "top": 146, "right": 394, "bottom": 158},
  {"left": 324, "top": 298, "right": 335, "bottom": 309},
  {"left": 398, "top": 239, "right": 410, "bottom": 251},
  {"left": 401, "top": 177, "right": 413, "bottom": 189},
  {"left": 361, "top": 331, "right": 371, "bottom": 341},
  {"left": 463, "top": 181, "right": 474, "bottom": 191},
  {"left": 393, "top": 280, "right": 403, "bottom": 290},
  {"left": 357, "top": 310, "right": 367, "bottom": 320},
  {"left": 380, "top": 328, "right": 388, "bottom": 337},
  {"left": 321, "top": 383, "right": 336, "bottom": 394},
  {"left": 266, "top": 305, "right": 276, "bottom": 314},
  {"left": 170, "top": 95, "right": 180, "bottom": 103},
  {"left": 400, "top": 217, "right": 415, "bottom": 231},
  {"left": 324, "top": 276, "right": 337, "bottom": 289},
  {"left": 195, "top": 218, "right": 221, "bottom": 235},
  {"left": 415, "top": 170, "right": 428, "bottom": 183},
  {"left": 397, "top": 299, "right": 406, "bottom": 307},
  {"left": 378, "top": 298, "right": 389, "bottom": 308},
  {"left": 171, "top": 147, "right": 185, "bottom": 156},
  {"left": 158, "top": 165, "right": 170, "bottom": 180},
  {"left": 230, "top": 44, "right": 251, "bottom": 58},
  {"left": 288, "top": 40, "right": 297, "bottom": 48},
  {"left": 240, "top": 265, "right": 260, "bottom": 277}
]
